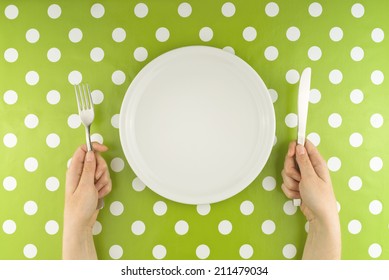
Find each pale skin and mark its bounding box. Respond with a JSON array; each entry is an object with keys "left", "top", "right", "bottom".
[
  {"left": 63, "top": 143, "right": 112, "bottom": 260},
  {"left": 281, "top": 140, "right": 341, "bottom": 259}
]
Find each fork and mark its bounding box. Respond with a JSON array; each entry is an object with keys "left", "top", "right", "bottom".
[{"left": 75, "top": 83, "right": 104, "bottom": 210}]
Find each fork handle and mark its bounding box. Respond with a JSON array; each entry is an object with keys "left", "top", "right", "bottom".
[{"left": 85, "top": 126, "right": 105, "bottom": 210}]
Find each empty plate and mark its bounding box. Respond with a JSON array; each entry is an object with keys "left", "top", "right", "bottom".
[{"left": 120, "top": 46, "right": 275, "bottom": 204}]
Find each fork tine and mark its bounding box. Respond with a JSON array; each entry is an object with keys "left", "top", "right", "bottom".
[
  {"left": 74, "top": 84, "right": 82, "bottom": 112},
  {"left": 86, "top": 84, "right": 94, "bottom": 110}
]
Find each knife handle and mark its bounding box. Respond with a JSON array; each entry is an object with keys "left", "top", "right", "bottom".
[{"left": 294, "top": 135, "right": 305, "bottom": 207}]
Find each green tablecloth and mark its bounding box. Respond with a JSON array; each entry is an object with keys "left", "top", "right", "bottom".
[{"left": 1, "top": 0, "right": 388, "bottom": 259}]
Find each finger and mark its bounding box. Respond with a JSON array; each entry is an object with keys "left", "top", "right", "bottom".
[
  {"left": 95, "top": 153, "right": 109, "bottom": 181},
  {"left": 281, "top": 183, "right": 301, "bottom": 199},
  {"left": 305, "top": 140, "right": 331, "bottom": 182},
  {"left": 80, "top": 142, "right": 109, "bottom": 153},
  {"left": 95, "top": 171, "right": 111, "bottom": 191},
  {"left": 66, "top": 146, "right": 87, "bottom": 194},
  {"left": 295, "top": 144, "right": 316, "bottom": 179},
  {"left": 78, "top": 151, "right": 97, "bottom": 188},
  {"left": 98, "top": 180, "right": 112, "bottom": 199},
  {"left": 284, "top": 142, "right": 301, "bottom": 181},
  {"left": 281, "top": 170, "right": 300, "bottom": 192}
]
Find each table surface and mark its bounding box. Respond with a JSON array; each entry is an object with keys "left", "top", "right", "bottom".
[{"left": 1, "top": 0, "right": 388, "bottom": 260}]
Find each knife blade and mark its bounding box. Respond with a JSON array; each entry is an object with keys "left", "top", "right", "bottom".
[{"left": 294, "top": 67, "right": 311, "bottom": 207}]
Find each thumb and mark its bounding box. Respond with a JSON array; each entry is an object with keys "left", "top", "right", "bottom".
[
  {"left": 78, "top": 151, "right": 96, "bottom": 187},
  {"left": 295, "top": 144, "right": 316, "bottom": 179}
]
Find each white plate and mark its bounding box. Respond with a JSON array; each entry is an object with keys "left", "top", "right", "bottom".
[{"left": 119, "top": 46, "right": 275, "bottom": 204}]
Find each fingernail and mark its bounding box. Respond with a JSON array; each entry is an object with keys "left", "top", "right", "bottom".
[
  {"left": 296, "top": 145, "right": 305, "bottom": 155},
  {"left": 86, "top": 151, "right": 95, "bottom": 162}
]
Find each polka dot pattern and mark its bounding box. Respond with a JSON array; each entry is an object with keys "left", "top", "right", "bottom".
[{"left": 0, "top": 0, "right": 387, "bottom": 261}]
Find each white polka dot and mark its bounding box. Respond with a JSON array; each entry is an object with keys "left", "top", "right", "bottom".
[
  {"left": 371, "top": 70, "right": 384, "bottom": 85},
  {"left": 68, "top": 70, "right": 82, "bottom": 85},
  {"left": 369, "top": 200, "right": 383, "bottom": 215},
  {"left": 26, "top": 29, "right": 40, "bottom": 43},
  {"left": 370, "top": 157, "right": 383, "bottom": 172},
  {"left": 92, "top": 221, "right": 102, "bottom": 235},
  {"left": 286, "top": 26, "right": 300, "bottom": 41},
  {"left": 131, "top": 220, "right": 146, "bottom": 235},
  {"left": 199, "top": 27, "right": 213, "bottom": 42},
  {"left": 67, "top": 114, "right": 81, "bottom": 129},
  {"left": 91, "top": 89, "right": 104, "bottom": 104},
  {"left": 3, "top": 133, "right": 17, "bottom": 148},
  {"left": 109, "top": 245, "right": 123, "bottom": 259},
  {"left": 134, "top": 3, "right": 148, "bottom": 18},
  {"left": 5, "top": 5, "right": 18, "bottom": 19},
  {"left": 153, "top": 201, "right": 167, "bottom": 216},
  {"left": 370, "top": 113, "right": 384, "bottom": 128},
  {"left": 197, "top": 204, "right": 211, "bottom": 215},
  {"left": 268, "top": 89, "right": 278, "bottom": 103},
  {"left": 351, "top": 3, "right": 364, "bottom": 18},
  {"left": 24, "top": 200, "right": 38, "bottom": 215},
  {"left": 2, "top": 220, "right": 16, "bottom": 234},
  {"left": 285, "top": 113, "right": 298, "bottom": 128},
  {"left": 45, "top": 177, "right": 59, "bottom": 192},
  {"left": 132, "top": 177, "right": 146, "bottom": 191},
  {"left": 329, "top": 69, "right": 343, "bottom": 84},
  {"left": 196, "top": 244, "right": 210, "bottom": 259},
  {"left": 134, "top": 47, "right": 148, "bottom": 62},
  {"left": 262, "top": 176, "right": 276, "bottom": 191},
  {"left": 175, "top": 220, "right": 189, "bottom": 235},
  {"left": 3, "top": 176, "right": 17, "bottom": 191},
  {"left": 264, "top": 46, "right": 278, "bottom": 61},
  {"left": 330, "top": 27, "right": 343, "bottom": 42},
  {"left": 25, "top": 71, "right": 39, "bottom": 86},
  {"left": 368, "top": 243, "right": 382, "bottom": 259},
  {"left": 309, "top": 89, "right": 321, "bottom": 104},
  {"left": 47, "top": 48, "right": 61, "bottom": 62},
  {"left": 350, "top": 89, "right": 364, "bottom": 104},
  {"left": 218, "top": 220, "right": 232, "bottom": 235},
  {"left": 327, "top": 157, "right": 341, "bottom": 172},
  {"left": 243, "top": 27, "right": 257, "bottom": 41},
  {"left": 110, "top": 158, "right": 125, "bottom": 173},
  {"left": 309, "top": 2, "right": 322, "bottom": 17},
  {"left": 178, "top": 2, "right": 192, "bottom": 17},
  {"left": 348, "top": 176, "right": 362, "bottom": 191},
  {"left": 155, "top": 27, "right": 170, "bottom": 42},
  {"left": 4, "top": 48, "right": 18, "bottom": 63},
  {"left": 153, "top": 245, "right": 167, "bottom": 259},
  {"left": 285, "top": 69, "right": 300, "bottom": 84},
  {"left": 112, "top": 28, "right": 126, "bottom": 43},
  {"left": 349, "top": 132, "right": 363, "bottom": 147},
  {"left": 328, "top": 113, "right": 342, "bottom": 128},
  {"left": 239, "top": 244, "right": 254, "bottom": 259},
  {"left": 112, "top": 70, "right": 126, "bottom": 85},
  {"left": 24, "top": 244, "right": 37, "bottom": 259},
  {"left": 24, "top": 157, "right": 38, "bottom": 173},
  {"left": 89, "top": 133, "right": 103, "bottom": 144},
  {"left": 307, "top": 132, "right": 321, "bottom": 146},
  {"left": 222, "top": 2, "right": 235, "bottom": 17},
  {"left": 69, "top": 28, "right": 83, "bottom": 43},
  {"left": 48, "top": 4, "right": 61, "bottom": 19},
  {"left": 283, "top": 244, "right": 297, "bottom": 259},
  {"left": 24, "top": 114, "right": 39, "bottom": 129},
  {"left": 110, "top": 201, "right": 124, "bottom": 216},
  {"left": 46, "top": 133, "right": 60, "bottom": 148},
  {"left": 90, "top": 47, "right": 104, "bottom": 62},
  {"left": 372, "top": 28, "right": 384, "bottom": 43},
  {"left": 91, "top": 3, "right": 105, "bottom": 18},
  {"left": 45, "top": 220, "right": 59, "bottom": 235},
  {"left": 283, "top": 200, "right": 297, "bottom": 215},
  {"left": 261, "top": 220, "right": 276, "bottom": 235},
  {"left": 265, "top": 2, "right": 279, "bottom": 17},
  {"left": 46, "top": 90, "right": 61, "bottom": 105},
  {"left": 111, "top": 114, "right": 120, "bottom": 128},
  {"left": 350, "top": 46, "right": 364, "bottom": 61},
  {"left": 348, "top": 219, "right": 362, "bottom": 234},
  {"left": 240, "top": 200, "right": 254, "bottom": 215},
  {"left": 308, "top": 46, "right": 322, "bottom": 61},
  {"left": 3, "top": 90, "right": 18, "bottom": 105}
]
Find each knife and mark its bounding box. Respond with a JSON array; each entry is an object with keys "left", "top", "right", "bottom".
[{"left": 294, "top": 67, "right": 311, "bottom": 207}]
